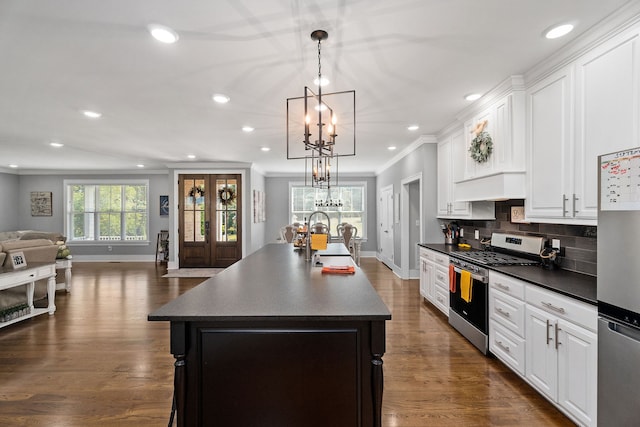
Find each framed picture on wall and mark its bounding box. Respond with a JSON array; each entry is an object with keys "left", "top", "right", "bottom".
[
  {"left": 31, "top": 191, "right": 52, "bottom": 216},
  {"left": 160, "top": 195, "right": 169, "bottom": 216}
]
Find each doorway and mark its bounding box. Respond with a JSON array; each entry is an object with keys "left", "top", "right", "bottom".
[
  {"left": 379, "top": 185, "right": 394, "bottom": 269},
  {"left": 178, "top": 174, "right": 242, "bottom": 268},
  {"left": 401, "top": 173, "right": 422, "bottom": 279}
]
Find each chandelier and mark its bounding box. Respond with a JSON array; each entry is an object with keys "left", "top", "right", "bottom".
[{"left": 287, "top": 30, "right": 356, "bottom": 190}]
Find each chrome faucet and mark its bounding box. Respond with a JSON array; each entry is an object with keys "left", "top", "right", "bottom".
[{"left": 306, "top": 210, "right": 331, "bottom": 261}]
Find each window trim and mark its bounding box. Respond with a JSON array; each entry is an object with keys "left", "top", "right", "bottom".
[
  {"left": 288, "top": 181, "right": 367, "bottom": 241},
  {"left": 63, "top": 179, "right": 150, "bottom": 245}
]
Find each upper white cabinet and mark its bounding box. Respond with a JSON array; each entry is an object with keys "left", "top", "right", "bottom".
[
  {"left": 526, "top": 27, "right": 640, "bottom": 224},
  {"left": 437, "top": 129, "right": 470, "bottom": 218},
  {"left": 455, "top": 77, "right": 527, "bottom": 202},
  {"left": 525, "top": 65, "right": 574, "bottom": 221},
  {"left": 437, "top": 129, "right": 495, "bottom": 219},
  {"left": 573, "top": 28, "right": 640, "bottom": 220}
]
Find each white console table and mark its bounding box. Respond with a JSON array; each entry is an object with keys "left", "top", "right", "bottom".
[
  {"left": 55, "top": 258, "right": 72, "bottom": 292},
  {"left": 0, "top": 262, "right": 57, "bottom": 329}
]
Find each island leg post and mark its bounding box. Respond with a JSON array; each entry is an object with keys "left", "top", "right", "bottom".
[{"left": 371, "top": 321, "right": 386, "bottom": 427}]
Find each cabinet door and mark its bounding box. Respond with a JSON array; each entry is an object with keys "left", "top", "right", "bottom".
[
  {"left": 526, "top": 66, "right": 574, "bottom": 220},
  {"left": 574, "top": 29, "right": 640, "bottom": 220},
  {"left": 450, "top": 130, "right": 471, "bottom": 217},
  {"left": 437, "top": 132, "right": 470, "bottom": 218},
  {"left": 557, "top": 319, "right": 597, "bottom": 427},
  {"left": 419, "top": 257, "right": 435, "bottom": 301},
  {"left": 526, "top": 305, "right": 558, "bottom": 401},
  {"left": 437, "top": 138, "right": 452, "bottom": 216}
]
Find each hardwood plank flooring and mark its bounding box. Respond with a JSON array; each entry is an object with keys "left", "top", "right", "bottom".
[{"left": 0, "top": 258, "right": 574, "bottom": 426}]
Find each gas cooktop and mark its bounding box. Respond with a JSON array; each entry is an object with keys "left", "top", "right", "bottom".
[
  {"left": 449, "top": 250, "right": 540, "bottom": 266},
  {"left": 449, "top": 233, "right": 544, "bottom": 266}
]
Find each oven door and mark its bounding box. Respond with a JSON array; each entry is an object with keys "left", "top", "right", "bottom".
[{"left": 449, "top": 264, "right": 488, "bottom": 334}]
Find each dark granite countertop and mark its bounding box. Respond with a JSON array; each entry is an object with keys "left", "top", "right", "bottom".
[
  {"left": 418, "top": 243, "right": 597, "bottom": 305},
  {"left": 149, "top": 243, "right": 391, "bottom": 322}
]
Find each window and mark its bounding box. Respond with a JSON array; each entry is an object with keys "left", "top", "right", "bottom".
[
  {"left": 65, "top": 180, "right": 149, "bottom": 243},
  {"left": 290, "top": 183, "right": 366, "bottom": 239}
]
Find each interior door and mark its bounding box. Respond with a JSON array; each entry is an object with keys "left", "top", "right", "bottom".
[
  {"left": 379, "top": 185, "right": 394, "bottom": 269},
  {"left": 179, "top": 174, "right": 242, "bottom": 268}
]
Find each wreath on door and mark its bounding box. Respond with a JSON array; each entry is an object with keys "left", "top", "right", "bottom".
[
  {"left": 218, "top": 186, "right": 236, "bottom": 206},
  {"left": 188, "top": 185, "right": 205, "bottom": 199},
  {"left": 469, "top": 119, "right": 493, "bottom": 163}
]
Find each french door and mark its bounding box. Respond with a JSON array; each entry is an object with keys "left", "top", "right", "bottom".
[{"left": 178, "top": 174, "right": 242, "bottom": 268}]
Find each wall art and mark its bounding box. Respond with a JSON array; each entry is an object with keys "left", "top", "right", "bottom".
[
  {"left": 30, "top": 191, "right": 52, "bottom": 216},
  {"left": 160, "top": 195, "right": 169, "bottom": 216}
]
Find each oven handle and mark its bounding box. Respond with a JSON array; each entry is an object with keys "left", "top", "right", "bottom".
[{"left": 451, "top": 265, "right": 488, "bottom": 283}]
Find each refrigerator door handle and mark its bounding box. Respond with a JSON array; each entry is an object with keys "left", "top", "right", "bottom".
[{"left": 607, "top": 319, "right": 640, "bottom": 343}]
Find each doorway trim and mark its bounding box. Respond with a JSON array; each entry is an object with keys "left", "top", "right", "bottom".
[
  {"left": 401, "top": 173, "right": 422, "bottom": 280},
  {"left": 169, "top": 168, "right": 247, "bottom": 270}
]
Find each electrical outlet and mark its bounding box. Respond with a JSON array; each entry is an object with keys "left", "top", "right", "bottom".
[
  {"left": 474, "top": 230, "right": 480, "bottom": 240},
  {"left": 460, "top": 228, "right": 464, "bottom": 237},
  {"left": 107, "top": 245, "right": 113, "bottom": 252},
  {"left": 552, "top": 239, "right": 560, "bottom": 250}
]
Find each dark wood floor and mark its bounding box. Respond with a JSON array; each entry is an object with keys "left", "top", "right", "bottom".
[{"left": 0, "top": 258, "right": 573, "bottom": 426}]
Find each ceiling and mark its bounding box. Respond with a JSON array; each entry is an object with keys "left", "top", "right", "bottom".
[{"left": 0, "top": 0, "right": 633, "bottom": 174}]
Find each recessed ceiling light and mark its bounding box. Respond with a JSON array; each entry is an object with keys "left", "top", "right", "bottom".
[
  {"left": 212, "top": 94, "right": 230, "bottom": 104},
  {"left": 465, "top": 93, "right": 482, "bottom": 101},
  {"left": 314, "top": 103, "right": 328, "bottom": 112},
  {"left": 261, "top": 147, "right": 271, "bottom": 152},
  {"left": 313, "top": 77, "right": 330, "bottom": 86},
  {"left": 242, "top": 126, "right": 255, "bottom": 132},
  {"left": 388, "top": 146, "right": 397, "bottom": 151},
  {"left": 9, "top": 164, "right": 18, "bottom": 168},
  {"left": 50, "top": 142, "right": 64, "bottom": 148},
  {"left": 187, "top": 154, "right": 196, "bottom": 159},
  {"left": 545, "top": 23, "right": 574, "bottom": 39},
  {"left": 136, "top": 164, "right": 145, "bottom": 168},
  {"left": 407, "top": 125, "right": 419, "bottom": 131},
  {"left": 82, "top": 110, "right": 102, "bottom": 119},
  {"left": 148, "top": 24, "right": 179, "bottom": 44}
]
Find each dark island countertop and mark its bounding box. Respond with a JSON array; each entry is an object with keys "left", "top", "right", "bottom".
[
  {"left": 418, "top": 243, "right": 597, "bottom": 305},
  {"left": 149, "top": 243, "right": 391, "bottom": 322}
]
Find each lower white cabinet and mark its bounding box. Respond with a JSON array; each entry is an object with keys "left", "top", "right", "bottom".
[
  {"left": 418, "top": 247, "right": 449, "bottom": 317},
  {"left": 419, "top": 255, "right": 434, "bottom": 302},
  {"left": 526, "top": 302, "right": 597, "bottom": 427},
  {"left": 489, "top": 271, "right": 597, "bottom": 427}
]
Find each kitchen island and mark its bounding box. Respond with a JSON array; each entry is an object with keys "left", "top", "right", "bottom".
[{"left": 149, "top": 243, "right": 391, "bottom": 427}]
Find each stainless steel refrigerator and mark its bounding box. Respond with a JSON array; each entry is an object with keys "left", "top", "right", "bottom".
[{"left": 597, "top": 147, "right": 640, "bottom": 426}]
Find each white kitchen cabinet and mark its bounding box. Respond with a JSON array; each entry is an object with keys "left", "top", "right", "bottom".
[
  {"left": 526, "top": 27, "right": 640, "bottom": 224},
  {"left": 437, "top": 130, "right": 495, "bottom": 219},
  {"left": 525, "top": 286, "right": 597, "bottom": 427},
  {"left": 557, "top": 317, "right": 598, "bottom": 427},
  {"left": 490, "top": 270, "right": 597, "bottom": 427},
  {"left": 419, "top": 251, "right": 434, "bottom": 302},
  {"left": 437, "top": 130, "right": 470, "bottom": 218},
  {"left": 418, "top": 247, "right": 449, "bottom": 317},
  {"left": 526, "top": 304, "right": 560, "bottom": 401},
  {"left": 573, "top": 27, "right": 640, "bottom": 220},
  {"left": 525, "top": 64, "right": 575, "bottom": 222}
]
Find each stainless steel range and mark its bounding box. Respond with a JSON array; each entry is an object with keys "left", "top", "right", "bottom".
[{"left": 448, "top": 233, "right": 544, "bottom": 354}]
